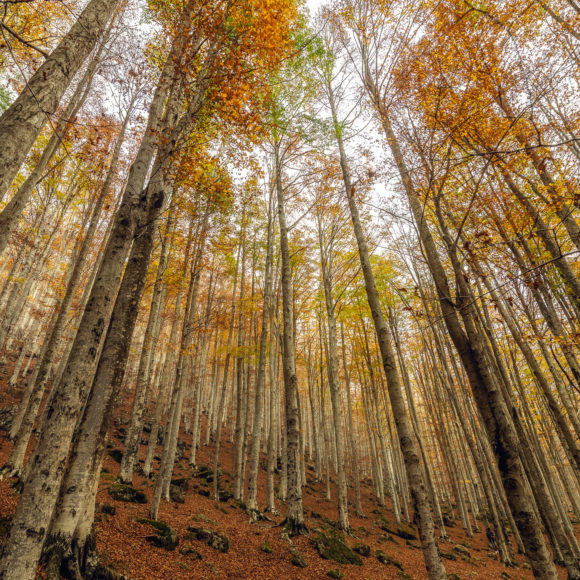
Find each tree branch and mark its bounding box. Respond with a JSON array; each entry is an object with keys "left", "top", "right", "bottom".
[{"left": 0, "top": 23, "right": 48, "bottom": 58}]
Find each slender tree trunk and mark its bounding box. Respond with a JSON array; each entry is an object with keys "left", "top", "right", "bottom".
[
  {"left": 274, "top": 140, "right": 306, "bottom": 534},
  {"left": 212, "top": 240, "right": 241, "bottom": 500},
  {"left": 317, "top": 215, "right": 350, "bottom": 532},
  {"left": 247, "top": 191, "right": 275, "bottom": 518},
  {"left": 328, "top": 81, "right": 445, "bottom": 577},
  {"left": 341, "top": 324, "right": 364, "bottom": 517},
  {"left": 362, "top": 60, "right": 557, "bottom": 577},
  {"left": 233, "top": 216, "right": 247, "bottom": 500},
  {"left": 118, "top": 212, "right": 173, "bottom": 483},
  {"left": 265, "top": 295, "right": 280, "bottom": 514},
  {"left": 190, "top": 271, "right": 215, "bottom": 468}
]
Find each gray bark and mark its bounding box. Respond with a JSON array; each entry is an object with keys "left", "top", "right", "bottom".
[
  {"left": 0, "top": 0, "right": 119, "bottom": 198},
  {"left": 274, "top": 141, "right": 306, "bottom": 534},
  {"left": 247, "top": 190, "right": 275, "bottom": 516},
  {"left": 118, "top": 212, "right": 173, "bottom": 483},
  {"left": 328, "top": 77, "right": 445, "bottom": 577}
]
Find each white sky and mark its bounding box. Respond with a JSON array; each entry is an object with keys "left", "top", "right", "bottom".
[{"left": 306, "top": 0, "right": 325, "bottom": 15}]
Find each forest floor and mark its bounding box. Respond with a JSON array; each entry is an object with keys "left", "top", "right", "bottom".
[{"left": 0, "top": 363, "right": 577, "bottom": 579}]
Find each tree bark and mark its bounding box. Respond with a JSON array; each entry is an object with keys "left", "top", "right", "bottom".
[
  {"left": 327, "top": 79, "right": 445, "bottom": 577},
  {"left": 0, "top": 0, "right": 119, "bottom": 198},
  {"left": 362, "top": 70, "right": 555, "bottom": 574},
  {"left": 274, "top": 140, "right": 306, "bottom": 534},
  {"left": 118, "top": 212, "right": 173, "bottom": 484},
  {"left": 247, "top": 189, "right": 275, "bottom": 517}
]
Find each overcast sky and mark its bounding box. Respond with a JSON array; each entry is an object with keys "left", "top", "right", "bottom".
[{"left": 306, "top": 0, "right": 325, "bottom": 15}]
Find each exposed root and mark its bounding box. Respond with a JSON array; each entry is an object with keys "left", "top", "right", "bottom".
[
  {"left": 247, "top": 508, "right": 266, "bottom": 523},
  {"left": 0, "top": 464, "right": 20, "bottom": 482},
  {"left": 278, "top": 517, "right": 309, "bottom": 537},
  {"left": 502, "top": 556, "right": 515, "bottom": 568},
  {"left": 43, "top": 530, "right": 128, "bottom": 580},
  {"left": 43, "top": 542, "right": 82, "bottom": 580},
  {"left": 247, "top": 507, "right": 275, "bottom": 524}
]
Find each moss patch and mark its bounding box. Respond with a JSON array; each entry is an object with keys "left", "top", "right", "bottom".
[
  {"left": 376, "top": 518, "right": 417, "bottom": 540},
  {"left": 290, "top": 546, "right": 307, "bottom": 568},
  {"left": 313, "top": 532, "right": 362, "bottom": 566},
  {"left": 186, "top": 526, "right": 230, "bottom": 553},
  {"left": 138, "top": 519, "right": 179, "bottom": 551},
  {"left": 376, "top": 550, "right": 403, "bottom": 570},
  {"left": 108, "top": 483, "right": 146, "bottom": 504},
  {"left": 352, "top": 542, "right": 371, "bottom": 557}
]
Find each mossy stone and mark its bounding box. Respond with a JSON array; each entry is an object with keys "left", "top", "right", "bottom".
[
  {"left": 108, "top": 483, "right": 146, "bottom": 504},
  {"left": 187, "top": 526, "right": 230, "bottom": 553},
  {"left": 452, "top": 544, "right": 471, "bottom": 558},
  {"left": 260, "top": 540, "right": 273, "bottom": 554},
  {"left": 375, "top": 518, "right": 417, "bottom": 540},
  {"left": 108, "top": 449, "right": 123, "bottom": 463},
  {"left": 352, "top": 542, "right": 371, "bottom": 557},
  {"left": 138, "top": 519, "right": 179, "bottom": 551},
  {"left": 290, "top": 546, "right": 307, "bottom": 568},
  {"left": 170, "top": 477, "right": 189, "bottom": 490},
  {"left": 376, "top": 550, "right": 403, "bottom": 570},
  {"left": 180, "top": 546, "right": 202, "bottom": 559},
  {"left": 169, "top": 484, "right": 185, "bottom": 503},
  {"left": 96, "top": 503, "right": 116, "bottom": 516},
  {"left": 313, "top": 532, "right": 362, "bottom": 566},
  {"left": 218, "top": 488, "right": 233, "bottom": 502},
  {"left": 193, "top": 513, "right": 217, "bottom": 525},
  {"left": 357, "top": 526, "right": 371, "bottom": 537},
  {"left": 195, "top": 465, "right": 214, "bottom": 482}
]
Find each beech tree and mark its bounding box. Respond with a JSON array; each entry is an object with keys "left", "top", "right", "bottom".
[{"left": 0, "top": 0, "right": 578, "bottom": 578}]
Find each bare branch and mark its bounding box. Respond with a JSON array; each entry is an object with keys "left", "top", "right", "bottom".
[{"left": 0, "top": 23, "right": 48, "bottom": 58}]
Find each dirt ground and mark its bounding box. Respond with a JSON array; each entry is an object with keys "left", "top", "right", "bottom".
[{"left": 0, "top": 358, "right": 576, "bottom": 580}]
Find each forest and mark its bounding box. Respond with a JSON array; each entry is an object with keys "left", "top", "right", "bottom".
[{"left": 0, "top": 0, "right": 578, "bottom": 578}]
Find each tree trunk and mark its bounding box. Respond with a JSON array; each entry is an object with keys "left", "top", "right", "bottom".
[
  {"left": 247, "top": 189, "right": 275, "bottom": 517},
  {"left": 328, "top": 80, "right": 445, "bottom": 577},
  {"left": 3, "top": 108, "right": 131, "bottom": 477},
  {"left": 0, "top": 22, "right": 184, "bottom": 573},
  {"left": 118, "top": 211, "right": 174, "bottom": 483},
  {"left": 317, "top": 213, "right": 350, "bottom": 533},
  {"left": 0, "top": 0, "right": 119, "bottom": 198},
  {"left": 274, "top": 141, "right": 306, "bottom": 534},
  {"left": 341, "top": 324, "right": 364, "bottom": 517},
  {"left": 43, "top": 208, "right": 158, "bottom": 575},
  {"left": 363, "top": 70, "right": 556, "bottom": 574},
  {"left": 0, "top": 17, "right": 114, "bottom": 253}
]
